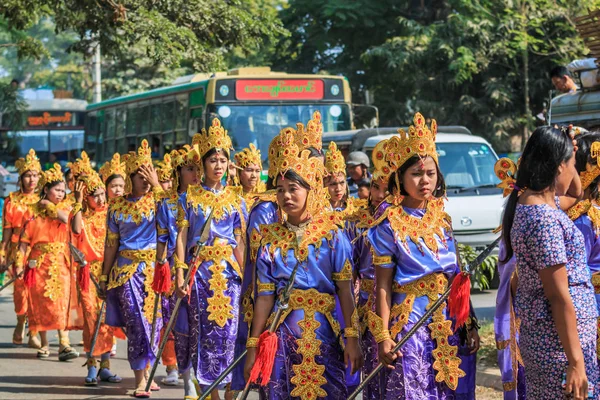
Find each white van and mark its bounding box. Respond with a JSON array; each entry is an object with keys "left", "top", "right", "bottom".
[{"left": 362, "top": 132, "right": 503, "bottom": 252}]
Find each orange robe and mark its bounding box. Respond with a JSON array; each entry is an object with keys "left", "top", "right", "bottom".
[
  {"left": 22, "top": 203, "right": 82, "bottom": 332},
  {"left": 2, "top": 191, "right": 38, "bottom": 316},
  {"left": 75, "top": 207, "right": 124, "bottom": 355}
]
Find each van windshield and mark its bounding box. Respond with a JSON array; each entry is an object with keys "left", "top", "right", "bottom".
[{"left": 437, "top": 143, "right": 501, "bottom": 195}]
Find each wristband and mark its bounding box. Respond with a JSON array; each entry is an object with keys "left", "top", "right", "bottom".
[
  {"left": 246, "top": 337, "right": 259, "bottom": 349},
  {"left": 99, "top": 275, "right": 108, "bottom": 283},
  {"left": 344, "top": 327, "right": 359, "bottom": 339}
]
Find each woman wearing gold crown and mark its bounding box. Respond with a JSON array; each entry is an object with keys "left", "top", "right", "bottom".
[
  {"left": 366, "top": 113, "right": 479, "bottom": 399},
  {"left": 16, "top": 163, "right": 81, "bottom": 360},
  {"left": 243, "top": 128, "right": 363, "bottom": 400},
  {"left": 99, "top": 153, "right": 126, "bottom": 200},
  {"left": 173, "top": 119, "right": 247, "bottom": 400},
  {"left": 0, "top": 149, "right": 42, "bottom": 348},
  {"left": 72, "top": 170, "right": 123, "bottom": 385},
  {"left": 232, "top": 143, "right": 266, "bottom": 206},
  {"left": 100, "top": 139, "right": 165, "bottom": 398}
]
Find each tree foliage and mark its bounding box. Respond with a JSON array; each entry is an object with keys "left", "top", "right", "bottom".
[{"left": 0, "top": 81, "right": 27, "bottom": 131}]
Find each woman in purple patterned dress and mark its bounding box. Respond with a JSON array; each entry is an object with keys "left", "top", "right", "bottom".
[{"left": 502, "top": 125, "right": 599, "bottom": 400}]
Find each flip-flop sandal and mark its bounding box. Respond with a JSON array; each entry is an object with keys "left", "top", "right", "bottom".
[
  {"left": 132, "top": 389, "right": 151, "bottom": 398},
  {"left": 149, "top": 381, "right": 160, "bottom": 391},
  {"left": 58, "top": 347, "right": 80, "bottom": 361},
  {"left": 37, "top": 347, "right": 50, "bottom": 358},
  {"left": 85, "top": 366, "right": 98, "bottom": 386}
]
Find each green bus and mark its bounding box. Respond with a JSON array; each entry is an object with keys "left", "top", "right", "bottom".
[{"left": 85, "top": 67, "right": 354, "bottom": 164}]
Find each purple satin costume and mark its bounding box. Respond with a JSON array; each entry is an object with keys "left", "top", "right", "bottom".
[
  {"left": 255, "top": 223, "right": 354, "bottom": 400},
  {"left": 156, "top": 194, "right": 179, "bottom": 325},
  {"left": 175, "top": 185, "right": 247, "bottom": 389},
  {"left": 105, "top": 194, "right": 162, "bottom": 371},
  {"left": 367, "top": 203, "right": 476, "bottom": 400}
]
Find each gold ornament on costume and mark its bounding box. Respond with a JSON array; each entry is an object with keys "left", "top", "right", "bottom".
[
  {"left": 325, "top": 141, "right": 346, "bottom": 176},
  {"left": 580, "top": 142, "right": 600, "bottom": 190},
  {"left": 79, "top": 171, "right": 105, "bottom": 197},
  {"left": 99, "top": 153, "right": 126, "bottom": 183},
  {"left": 384, "top": 112, "right": 438, "bottom": 173},
  {"left": 42, "top": 163, "right": 65, "bottom": 186},
  {"left": 170, "top": 145, "right": 197, "bottom": 169},
  {"left": 371, "top": 138, "right": 393, "bottom": 184},
  {"left": 192, "top": 118, "right": 233, "bottom": 160},
  {"left": 294, "top": 111, "right": 323, "bottom": 152},
  {"left": 155, "top": 153, "right": 174, "bottom": 182},
  {"left": 235, "top": 143, "right": 263, "bottom": 169},
  {"left": 123, "top": 139, "right": 152, "bottom": 175},
  {"left": 494, "top": 157, "right": 519, "bottom": 197},
  {"left": 15, "top": 149, "right": 42, "bottom": 176},
  {"left": 67, "top": 151, "right": 93, "bottom": 177}
]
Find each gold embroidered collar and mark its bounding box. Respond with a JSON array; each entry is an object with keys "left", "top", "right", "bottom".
[
  {"left": 109, "top": 192, "right": 155, "bottom": 225},
  {"left": 259, "top": 212, "right": 341, "bottom": 262},
  {"left": 185, "top": 185, "right": 244, "bottom": 222},
  {"left": 9, "top": 191, "right": 39, "bottom": 207},
  {"left": 382, "top": 197, "right": 451, "bottom": 254}
]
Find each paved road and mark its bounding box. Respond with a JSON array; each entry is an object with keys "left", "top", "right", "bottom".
[{"left": 0, "top": 283, "right": 497, "bottom": 400}]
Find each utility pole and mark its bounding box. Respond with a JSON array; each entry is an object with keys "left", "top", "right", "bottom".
[{"left": 92, "top": 44, "right": 102, "bottom": 103}]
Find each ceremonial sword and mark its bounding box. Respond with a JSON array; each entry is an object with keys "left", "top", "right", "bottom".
[
  {"left": 0, "top": 267, "right": 22, "bottom": 292},
  {"left": 145, "top": 208, "right": 215, "bottom": 393},
  {"left": 69, "top": 243, "right": 105, "bottom": 358},
  {"left": 347, "top": 235, "right": 501, "bottom": 400}
]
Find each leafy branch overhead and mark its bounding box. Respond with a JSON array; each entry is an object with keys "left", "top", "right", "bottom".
[{"left": 0, "top": 0, "right": 287, "bottom": 70}]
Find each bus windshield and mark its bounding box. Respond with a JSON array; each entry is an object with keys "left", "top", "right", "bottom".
[{"left": 207, "top": 103, "right": 351, "bottom": 162}]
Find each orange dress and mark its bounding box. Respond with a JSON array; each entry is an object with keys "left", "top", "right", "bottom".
[
  {"left": 2, "top": 191, "right": 38, "bottom": 316},
  {"left": 75, "top": 207, "right": 124, "bottom": 355},
  {"left": 22, "top": 202, "right": 82, "bottom": 332}
]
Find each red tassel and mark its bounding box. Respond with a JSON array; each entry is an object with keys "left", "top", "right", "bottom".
[
  {"left": 248, "top": 331, "right": 278, "bottom": 386},
  {"left": 78, "top": 263, "right": 90, "bottom": 293},
  {"left": 23, "top": 267, "right": 36, "bottom": 288},
  {"left": 152, "top": 261, "right": 172, "bottom": 294},
  {"left": 448, "top": 272, "right": 471, "bottom": 331}
]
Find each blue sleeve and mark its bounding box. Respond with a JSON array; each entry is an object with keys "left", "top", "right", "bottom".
[
  {"left": 255, "top": 244, "right": 276, "bottom": 297},
  {"left": 331, "top": 227, "right": 354, "bottom": 281},
  {"left": 367, "top": 220, "right": 398, "bottom": 269}
]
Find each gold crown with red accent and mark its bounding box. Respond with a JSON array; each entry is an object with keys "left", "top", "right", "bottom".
[
  {"left": 271, "top": 130, "right": 325, "bottom": 190},
  {"left": 494, "top": 157, "right": 518, "bottom": 197},
  {"left": 67, "top": 151, "right": 93, "bottom": 177},
  {"left": 371, "top": 138, "right": 392, "bottom": 184},
  {"left": 155, "top": 153, "right": 174, "bottom": 182},
  {"left": 15, "top": 149, "right": 42, "bottom": 176},
  {"left": 43, "top": 163, "right": 64, "bottom": 185},
  {"left": 581, "top": 142, "right": 600, "bottom": 190},
  {"left": 80, "top": 171, "right": 105, "bottom": 196},
  {"left": 169, "top": 145, "right": 195, "bottom": 168},
  {"left": 123, "top": 139, "right": 152, "bottom": 175},
  {"left": 192, "top": 118, "right": 233, "bottom": 160},
  {"left": 268, "top": 127, "right": 297, "bottom": 178},
  {"left": 325, "top": 141, "right": 346, "bottom": 176},
  {"left": 99, "top": 153, "right": 126, "bottom": 183},
  {"left": 294, "top": 111, "right": 323, "bottom": 152},
  {"left": 235, "top": 143, "right": 263, "bottom": 169},
  {"left": 384, "top": 112, "right": 438, "bottom": 173}
]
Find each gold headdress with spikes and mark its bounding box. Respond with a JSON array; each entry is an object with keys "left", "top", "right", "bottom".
[
  {"left": 192, "top": 118, "right": 233, "bottom": 160},
  {"left": 99, "top": 153, "right": 126, "bottom": 183},
  {"left": 235, "top": 143, "right": 263, "bottom": 169},
  {"left": 79, "top": 171, "right": 105, "bottom": 197},
  {"left": 155, "top": 153, "right": 174, "bottom": 182},
  {"left": 371, "top": 138, "right": 393, "bottom": 184},
  {"left": 581, "top": 142, "right": 600, "bottom": 190},
  {"left": 15, "top": 149, "right": 42, "bottom": 176},
  {"left": 67, "top": 151, "right": 93, "bottom": 177},
  {"left": 268, "top": 127, "right": 297, "bottom": 179},
  {"left": 494, "top": 157, "right": 518, "bottom": 197},
  {"left": 383, "top": 112, "right": 438, "bottom": 173},
  {"left": 170, "top": 145, "right": 196, "bottom": 169},
  {"left": 294, "top": 111, "right": 323, "bottom": 152},
  {"left": 42, "top": 163, "right": 65, "bottom": 186},
  {"left": 122, "top": 139, "right": 153, "bottom": 194},
  {"left": 325, "top": 141, "right": 346, "bottom": 176}
]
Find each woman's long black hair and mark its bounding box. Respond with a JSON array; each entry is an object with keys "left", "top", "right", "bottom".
[
  {"left": 575, "top": 131, "right": 600, "bottom": 201},
  {"left": 501, "top": 126, "right": 574, "bottom": 262},
  {"left": 387, "top": 154, "right": 446, "bottom": 198}
]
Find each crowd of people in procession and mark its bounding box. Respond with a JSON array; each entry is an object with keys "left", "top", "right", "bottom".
[{"left": 1, "top": 107, "right": 599, "bottom": 400}]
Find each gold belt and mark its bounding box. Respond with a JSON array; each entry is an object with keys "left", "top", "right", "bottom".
[
  {"left": 267, "top": 289, "right": 338, "bottom": 399},
  {"left": 31, "top": 242, "right": 67, "bottom": 302},
  {"left": 33, "top": 242, "right": 68, "bottom": 252},
  {"left": 375, "top": 273, "right": 464, "bottom": 390},
  {"left": 108, "top": 249, "right": 156, "bottom": 290}
]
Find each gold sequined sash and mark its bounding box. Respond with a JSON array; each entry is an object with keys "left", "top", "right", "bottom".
[
  {"left": 31, "top": 242, "right": 69, "bottom": 302},
  {"left": 358, "top": 279, "right": 375, "bottom": 334},
  {"left": 375, "top": 273, "right": 464, "bottom": 390}
]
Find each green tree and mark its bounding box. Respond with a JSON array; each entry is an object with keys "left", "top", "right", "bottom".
[{"left": 0, "top": 81, "right": 27, "bottom": 130}]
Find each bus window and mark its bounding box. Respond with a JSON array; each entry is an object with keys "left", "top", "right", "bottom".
[
  {"left": 150, "top": 101, "right": 162, "bottom": 134},
  {"left": 162, "top": 99, "right": 175, "bottom": 133},
  {"left": 105, "top": 108, "right": 115, "bottom": 139},
  {"left": 115, "top": 107, "right": 125, "bottom": 140},
  {"left": 140, "top": 103, "right": 150, "bottom": 135},
  {"left": 176, "top": 95, "right": 187, "bottom": 130}
]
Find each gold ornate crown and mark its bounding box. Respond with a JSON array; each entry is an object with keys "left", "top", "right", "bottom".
[
  {"left": 80, "top": 171, "right": 105, "bottom": 197},
  {"left": 384, "top": 112, "right": 438, "bottom": 173},
  {"left": 268, "top": 127, "right": 297, "bottom": 178},
  {"left": 123, "top": 139, "right": 152, "bottom": 175},
  {"left": 67, "top": 151, "right": 93, "bottom": 177},
  {"left": 371, "top": 138, "right": 393, "bottom": 184},
  {"left": 581, "top": 142, "right": 600, "bottom": 190},
  {"left": 192, "top": 118, "right": 233, "bottom": 160},
  {"left": 235, "top": 143, "right": 262, "bottom": 169},
  {"left": 43, "top": 163, "right": 64, "bottom": 185},
  {"left": 99, "top": 153, "right": 126, "bottom": 183},
  {"left": 155, "top": 153, "right": 174, "bottom": 182},
  {"left": 294, "top": 111, "right": 323, "bottom": 152},
  {"left": 15, "top": 149, "right": 42, "bottom": 176},
  {"left": 494, "top": 157, "right": 518, "bottom": 197},
  {"left": 325, "top": 141, "right": 346, "bottom": 176},
  {"left": 170, "top": 145, "right": 196, "bottom": 169},
  {"left": 272, "top": 131, "right": 325, "bottom": 190}
]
